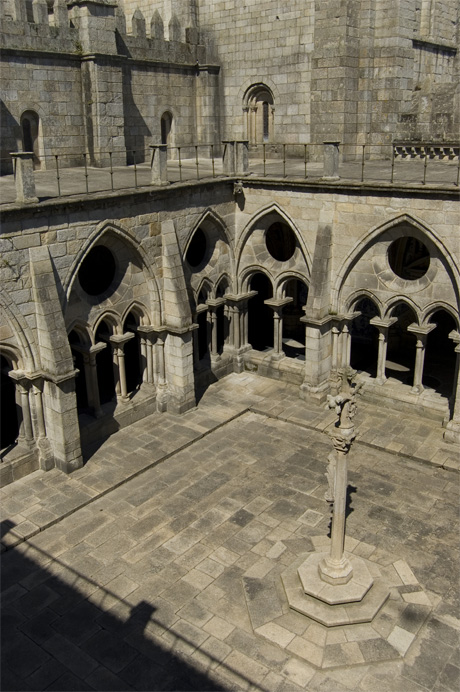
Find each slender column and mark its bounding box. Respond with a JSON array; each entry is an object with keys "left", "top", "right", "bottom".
[
  {"left": 370, "top": 317, "right": 397, "bottom": 385},
  {"left": 18, "top": 380, "right": 34, "bottom": 442},
  {"left": 341, "top": 324, "right": 350, "bottom": 369},
  {"left": 109, "top": 333, "right": 135, "bottom": 401},
  {"left": 264, "top": 297, "right": 292, "bottom": 359},
  {"left": 137, "top": 326, "right": 157, "bottom": 385},
  {"left": 407, "top": 323, "right": 436, "bottom": 394},
  {"left": 31, "top": 378, "right": 46, "bottom": 439},
  {"left": 331, "top": 326, "right": 340, "bottom": 372},
  {"left": 225, "top": 292, "right": 256, "bottom": 370},
  {"left": 210, "top": 310, "right": 218, "bottom": 357},
  {"left": 444, "top": 334, "right": 460, "bottom": 442},
  {"left": 74, "top": 342, "right": 105, "bottom": 417}
]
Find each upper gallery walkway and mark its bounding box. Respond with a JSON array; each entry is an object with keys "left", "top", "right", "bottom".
[{"left": 1, "top": 141, "right": 459, "bottom": 207}]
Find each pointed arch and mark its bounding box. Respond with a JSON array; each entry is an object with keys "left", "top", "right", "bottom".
[
  {"left": 385, "top": 296, "right": 421, "bottom": 323},
  {"left": 422, "top": 301, "right": 459, "bottom": 329},
  {"left": 345, "top": 290, "right": 385, "bottom": 318},
  {"left": 334, "top": 213, "right": 460, "bottom": 312},
  {"left": 0, "top": 288, "right": 37, "bottom": 371},
  {"left": 93, "top": 311, "right": 121, "bottom": 340},
  {"left": 240, "top": 265, "right": 275, "bottom": 294},
  {"left": 236, "top": 202, "right": 312, "bottom": 280},
  {"left": 275, "top": 271, "right": 310, "bottom": 299},
  {"left": 121, "top": 301, "right": 151, "bottom": 327},
  {"left": 185, "top": 209, "right": 233, "bottom": 260},
  {"left": 64, "top": 221, "right": 162, "bottom": 325}
]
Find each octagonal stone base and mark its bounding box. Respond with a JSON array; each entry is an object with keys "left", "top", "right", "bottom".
[
  {"left": 282, "top": 552, "right": 389, "bottom": 627},
  {"left": 298, "top": 551, "right": 374, "bottom": 605}
]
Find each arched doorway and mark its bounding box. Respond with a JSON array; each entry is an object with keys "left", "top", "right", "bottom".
[
  {"left": 95, "top": 321, "right": 116, "bottom": 405},
  {"left": 68, "top": 330, "right": 89, "bottom": 413},
  {"left": 123, "top": 312, "right": 144, "bottom": 395},
  {"left": 20, "top": 110, "right": 41, "bottom": 169},
  {"left": 423, "top": 310, "right": 457, "bottom": 398},
  {"left": 282, "top": 278, "right": 308, "bottom": 359},
  {"left": 245, "top": 85, "right": 274, "bottom": 145},
  {"left": 0, "top": 355, "right": 19, "bottom": 449},
  {"left": 386, "top": 303, "right": 418, "bottom": 385},
  {"left": 350, "top": 297, "right": 379, "bottom": 377},
  {"left": 248, "top": 272, "right": 273, "bottom": 351}
]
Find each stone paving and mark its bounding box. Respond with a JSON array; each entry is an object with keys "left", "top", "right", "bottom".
[{"left": 1, "top": 374, "right": 459, "bottom": 691}]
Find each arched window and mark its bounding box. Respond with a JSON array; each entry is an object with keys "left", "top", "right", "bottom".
[
  {"left": 244, "top": 86, "right": 274, "bottom": 145},
  {"left": 20, "top": 110, "right": 41, "bottom": 169}
]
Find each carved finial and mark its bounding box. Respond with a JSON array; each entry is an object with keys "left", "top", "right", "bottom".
[{"left": 150, "top": 9, "right": 163, "bottom": 39}]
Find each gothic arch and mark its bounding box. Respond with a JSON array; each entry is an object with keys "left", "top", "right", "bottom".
[
  {"left": 0, "top": 288, "right": 37, "bottom": 371},
  {"left": 275, "top": 271, "right": 310, "bottom": 299},
  {"left": 236, "top": 203, "right": 311, "bottom": 280},
  {"left": 240, "top": 265, "right": 275, "bottom": 294},
  {"left": 121, "top": 301, "right": 151, "bottom": 327},
  {"left": 422, "top": 302, "right": 460, "bottom": 329},
  {"left": 385, "top": 296, "right": 421, "bottom": 323},
  {"left": 334, "top": 214, "right": 460, "bottom": 312},
  {"left": 345, "top": 290, "right": 384, "bottom": 318},
  {"left": 184, "top": 209, "right": 233, "bottom": 260},
  {"left": 93, "top": 311, "right": 121, "bottom": 340}
]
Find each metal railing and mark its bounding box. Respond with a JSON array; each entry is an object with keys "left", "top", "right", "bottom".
[{"left": 1, "top": 140, "right": 459, "bottom": 206}]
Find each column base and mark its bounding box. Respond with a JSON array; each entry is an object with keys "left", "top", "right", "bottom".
[
  {"left": 300, "top": 379, "right": 330, "bottom": 404},
  {"left": 444, "top": 419, "right": 460, "bottom": 444},
  {"left": 318, "top": 555, "right": 353, "bottom": 585}
]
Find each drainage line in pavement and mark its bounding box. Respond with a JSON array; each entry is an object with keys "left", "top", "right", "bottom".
[{"left": 249, "top": 406, "right": 459, "bottom": 474}]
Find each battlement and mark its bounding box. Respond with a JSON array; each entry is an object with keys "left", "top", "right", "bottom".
[{"left": 0, "top": 0, "right": 204, "bottom": 62}]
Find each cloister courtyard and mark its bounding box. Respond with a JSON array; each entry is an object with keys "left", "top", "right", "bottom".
[{"left": 1, "top": 373, "right": 458, "bottom": 692}]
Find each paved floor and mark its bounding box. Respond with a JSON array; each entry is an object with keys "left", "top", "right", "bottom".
[
  {"left": 1, "top": 156, "right": 458, "bottom": 205},
  {"left": 1, "top": 374, "right": 459, "bottom": 691}
]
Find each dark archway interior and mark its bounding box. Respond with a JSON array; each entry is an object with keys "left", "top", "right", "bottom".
[
  {"left": 424, "top": 310, "right": 457, "bottom": 398},
  {"left": 282, "top": 279, "right": 308, "bottom": 358},
  {"left": 248, "top": 272, "right": 273, "bottom": 351},
  {"left": 186, "top": 229, "right": 207, "bottom": 268},
  {"left": 387, "top": 303, "right": 417, "bottom": 385},
  {"left": 350, "top": 297, "right": 379, "bottom": 377},
  {"left": 0, "top": 355, "right": 19, "bottom": 449},
  {"left": 95, "top": 321, "right": 116, "bottom": 405},
  {"left": 68, "top": 331, "right": 89, "bottom": 412},
  {"left": 197, "top": 311, "right": 209, "bottom": 361},
  {"left": 21, "top": 110, "right": 40, "bottom": 168},
  {"left": 123, "top": 312, "right": 144, "bottom": 395}
]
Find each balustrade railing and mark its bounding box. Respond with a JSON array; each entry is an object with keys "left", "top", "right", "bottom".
[{"left": 1, "top": 140, "right": 459, "bottom": 205}]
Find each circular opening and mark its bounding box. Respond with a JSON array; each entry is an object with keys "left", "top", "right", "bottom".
[
  {"left": 78, "top": 246, "right": 116, "bottom": 296},
  {"left": 388, "top": 237, "right": 430, "bottom": 280},
  {"left": 266, "top": 222, "right": 296, "bottom": 262},
  {"left": 186, "top": 228, "right": 207, "bottom": 268}
]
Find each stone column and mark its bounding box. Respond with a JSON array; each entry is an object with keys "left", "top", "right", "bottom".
[
  {"left": 30, "top": 378, "right": 46, "bottom": 439},
  {"left": 10, "top": 153, "right": 38, "bottom": 204},
  {"left": 137, "top": 326, "right": 156, "bottom": 385},
  {"left": 109, "top": 333, "right": 135, "bottom": 401},
  {"left": 206, "top": 297, "right": 226, "bottom": 362},
  {"left": 444, "top": 332, "right": 460, "bottom": 443},
  {"left": 264, "top": 297, "right": 293, "bottom": 359},
  {"left": 407, "top": 323, "right": 436, "bottom": 394},
  {"left": 225, "top": 292, "right": 257, "bottom": 372},
  {"left": 9, "top": 372, "right": 34, "bottom": 443},
  {"left": 369, "top": 317, "right": 397, "bottom": 384},
  {"left": 150, "top": 144, "right": 169, "bottom": 185},
  {"left": 322, "top": 141, "right": 340, "bottom": 180}
]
